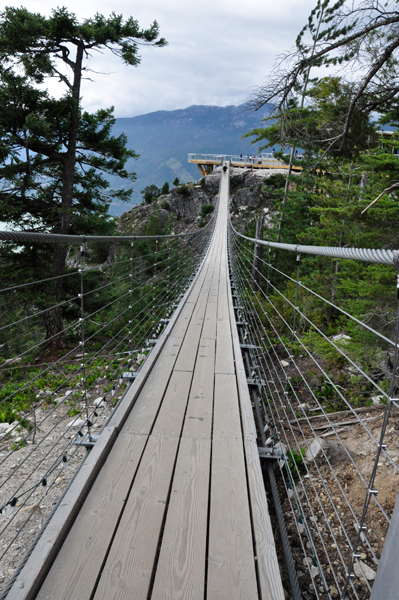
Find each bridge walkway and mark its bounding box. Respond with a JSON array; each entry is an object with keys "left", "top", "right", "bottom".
[{"left": 8, "top": 170, "right": 284, "bottom": 600}]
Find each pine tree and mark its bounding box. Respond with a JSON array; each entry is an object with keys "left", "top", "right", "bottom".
[{"left": 0, "top": 7, "right": 166, "bottom": 344}]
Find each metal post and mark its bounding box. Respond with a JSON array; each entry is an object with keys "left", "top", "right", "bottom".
[
  {"left": 267, "top": 463, "right": 303, "bottom": 600},
  {"left": 129, "top": 241, "right": 134, "bottom": 368},
  {"left": 342, "top": 250, "right": 399, "bottom": 598},
  {"left": 369, "top": 489, "right": 399, "bottom": 600},
  {"left": 291, "top": 251, "right": 300, "bottom": 350},
  {"left": 155, "top": 238, "right": 158, "bottom": 279},
  {"left": 252, "top": 214, "right": 264, "bottom": 292},
  {"left": 368, "top": 253, "right": 399, "bottom": 600},
  {"left": 79, "top": 242, "right": 91, "bottom": 441},
  {"left": 266, "top": 246, "right": 271, "bottom": 298}
]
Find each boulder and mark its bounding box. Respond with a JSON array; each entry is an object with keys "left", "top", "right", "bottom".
[
  {"left": 305, "top": 437, "right": 355, "bottom": 466},
  {"left": 331, "top": 333, "right": 351, "bottom": 345},
  {"left": 232, "top": 187, "right": 261, "bottom": 208},
  {"left": 67, "top": 418, "right": 85, "bottom": 429},
  {"left": 371, "top": 395, "right": 384, "bottom": 405},
  {"left": 354, "top": 560, "right": 376, "bottom": 581}
]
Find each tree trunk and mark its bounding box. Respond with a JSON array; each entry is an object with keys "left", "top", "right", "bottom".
[{"left": 44, "top": 40, "right": 84, "bottom": 346}]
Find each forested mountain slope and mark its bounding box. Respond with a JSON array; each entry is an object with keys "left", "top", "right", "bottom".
[{"left": 109, "top": 104, "right": 271, "bottom": 214}]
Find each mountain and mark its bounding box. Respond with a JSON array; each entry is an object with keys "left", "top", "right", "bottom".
[{"left": 109, "top": 104, "right": 272, "bottom": 215}]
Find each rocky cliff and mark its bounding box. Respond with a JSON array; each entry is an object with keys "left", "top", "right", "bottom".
[{"left": 117, "top": 167, "right": 287, "bottom": 236}]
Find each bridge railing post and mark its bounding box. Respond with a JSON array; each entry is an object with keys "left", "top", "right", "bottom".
[
  {"left": 251, "top": 214, "right": 264, "bottom": 292},
  {"left": 79, "top": 242, "right": 91, "bottom": 443},
  {"left": 342, "top": 250, "right": 399, "bottom": 598}
]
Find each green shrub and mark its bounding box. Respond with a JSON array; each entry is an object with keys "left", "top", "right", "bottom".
[
  {"left": 200, "top": 204, "right": 214, "bottom": 217},
  {"left": 263, "top": 173, "right": 286, "bottom": 191},
  {"left": 286, "top": 448, "right": 306, "bottom": 475},
  {"left": 161, "top": 181, "right": 169, "bottom": 194},
  {"left": 175, "top": 185, "right": 191, "bottom": 197},
  {"left": 141, "top": 184, "right": 161, "bottom": 204}
]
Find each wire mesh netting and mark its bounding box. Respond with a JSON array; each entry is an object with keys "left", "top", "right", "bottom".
[
  {"left": 228, "top": 214, "right": 399, "bottom": 600},
  {"left": 0, "top": 212, "right": 216, "bottom": 594}
]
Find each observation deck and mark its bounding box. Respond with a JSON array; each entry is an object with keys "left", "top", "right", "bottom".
[{"left": 188, "top": 152, "right": 303, "bottom": 176}]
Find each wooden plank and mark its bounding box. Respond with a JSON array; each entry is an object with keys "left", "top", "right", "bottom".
[
  {"left": 121, "top": 336, "right": 183, "bottom": 435},
  {"left": 171, "top": 302, "right": 197, "bottom": 338},
  {"left": 36, "top": 431, "right": 147, "bottom": 600},
  {"left": 207, "top": 248, "right": 221, "bottom": 304},
  {"left": 92, "top": 436, "right": 179, "bottom": 600},
  {"left": 6, "top": 426, "right": 118, "bottom": 600},
  {"left": 227, "top": 278, "right": 285, "bottom": 600},
  {"left": 182, "top": 337, "right": 215, "bottom": 439},
  {"left": 215, "top": 318, "right": 235, "bottom": 375},
  {"left": 93, "top": 370, "right": 193, "bottom": 600},
  {"left": 151, "top": 370, "right": 193, "bottom": 437},
  {"left": 217, "top": 290, "right": 230, "bottom": 321},
  {"left": 200, "top": 299, "right": 217, "bottom": 340},
  {"left": 207, "top": 373, "right": 258, "bottom": 599},
  {"left": 150, "top": 438, "right": 211, "bottom": 600},
  {"left": 213, "top": 373, "right": 241, "bottom": 442},
  {"left": 174, "top": 295, "right": 208, "bottom": 372},
  {"left": 150, "top": 337, "right": 215, "bottom": 599},
  {"left": 185, "top": 257, "right": 212, "bottom": 303}
]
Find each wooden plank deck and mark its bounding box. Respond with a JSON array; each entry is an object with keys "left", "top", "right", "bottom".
[{"left": 8, "top": 168, "right": 285, "bottom": 600}]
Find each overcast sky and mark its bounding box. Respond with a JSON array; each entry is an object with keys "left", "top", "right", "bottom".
[{"left": 26, "top": 0, "right": 317, "bottom": 118}]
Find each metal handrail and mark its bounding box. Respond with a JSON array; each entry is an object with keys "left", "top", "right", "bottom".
[{"left": 229, "top": 215, "right": 399, "bottom": 266}]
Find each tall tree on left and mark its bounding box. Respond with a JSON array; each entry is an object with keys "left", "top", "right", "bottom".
[{"left": 0, "top": 7, "right": 166, "bottom": 345}]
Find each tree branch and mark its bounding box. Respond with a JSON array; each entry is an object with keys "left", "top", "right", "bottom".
[
  {"left": 339, "top": 36, "right": 399, "bottom": 149},
  {"left": 361, "top": 182, "right": 399, "bottom": 214}
]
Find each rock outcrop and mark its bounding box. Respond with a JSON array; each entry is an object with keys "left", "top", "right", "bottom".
[
  {"left": 117, "top": 167, "right": 288, "bottom": 237},
  {"left": 118, "top": 173, "right": 220, "bottom": 235}
]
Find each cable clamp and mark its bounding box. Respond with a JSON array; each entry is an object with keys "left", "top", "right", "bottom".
[{"left": 346, "top": 572, "right": 355, "bottom": 579}]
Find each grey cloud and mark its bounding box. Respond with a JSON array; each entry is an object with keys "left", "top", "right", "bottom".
[{"left": 23, "top": 0, "right": 317, "bottom": 117}]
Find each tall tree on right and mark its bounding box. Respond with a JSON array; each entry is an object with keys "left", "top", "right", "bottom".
[{"left": 246, "top": 0, "right": 399, "bottom": 153}]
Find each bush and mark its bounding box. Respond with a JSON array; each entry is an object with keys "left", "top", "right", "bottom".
[
  {"left": 263, "top": 173, "right": 286, "bottom": 191},
  {"left": 175, "top": 185, "right": 191, "bottom": 197},
  {"left": 200, "top": 204, "right": 214, "bottom": 217},
  {"left": 141, "top": 184, "right": 161, "bottom": 204},
  {"left": 161, "top": 181, "right": 169, "bottom": 194}
]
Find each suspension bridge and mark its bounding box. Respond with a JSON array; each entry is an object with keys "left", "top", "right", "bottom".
[{"left": 0, "top": 165, "right": 399, "bottom": 600}]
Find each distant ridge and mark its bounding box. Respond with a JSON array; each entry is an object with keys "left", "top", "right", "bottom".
[{"left": 109, "top": 104, "right": 272, "bottom": 215}]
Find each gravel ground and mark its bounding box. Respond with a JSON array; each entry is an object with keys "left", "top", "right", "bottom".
[{"left": 0, "top": 376, "right": 126, "bottom": 595}]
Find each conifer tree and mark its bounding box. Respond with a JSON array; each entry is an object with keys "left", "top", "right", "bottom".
[
  {"left": 247, "top": 0, "right": 399, "bottom": 151},
  {"left": 0, "top": 7, "right": 166, "bottom": 344}
]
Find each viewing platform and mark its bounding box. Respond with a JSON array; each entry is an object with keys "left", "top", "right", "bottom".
[{"left": 188, "top": 152, "right": 303, "bottom": 176}]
